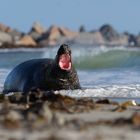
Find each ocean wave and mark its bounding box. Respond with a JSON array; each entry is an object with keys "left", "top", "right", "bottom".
[
  {"left": 0, "top": 69, "right": 10, "bottom": 92},
  {"left": 41, "top": 45, "right": 140, "bottom": 69},
  {"left": 57, "top": 84, "right": 140, "bottom": 98},
  {"left": 1, "top": 45, "right": 140, "bottom": 69},
  {"left": 72, "top": 46, "right": 140, "bottom": 69},
  {"left": 0, "top": 47, "right": 53, "bottom": 53}
]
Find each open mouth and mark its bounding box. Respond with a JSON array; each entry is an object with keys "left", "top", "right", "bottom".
[{"left": 59, "top": 53, "right": 72, "bottom": 70}]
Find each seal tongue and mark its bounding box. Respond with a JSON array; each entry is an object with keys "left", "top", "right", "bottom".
[{"left": 59, "top": 54, "right": 71, "bottom": 70}]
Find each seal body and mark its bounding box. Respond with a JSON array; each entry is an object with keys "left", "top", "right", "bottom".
[{"left": 3, "top": 44, "right": 81, "bottom": 93}]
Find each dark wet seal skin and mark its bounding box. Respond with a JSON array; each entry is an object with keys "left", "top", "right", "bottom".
[{"left": 3, "top": 44, "right": 81, "bottom": 94}]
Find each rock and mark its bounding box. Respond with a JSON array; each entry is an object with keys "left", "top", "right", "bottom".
[
  {"left": 39, "top": 102, "right": 53, "bottom": 122},
  {"left": 47, "top": 25, "right": 61, "bottom": 40},
  {"left": 132, "top": 112, "right": 140, "bottom": 126},
  {"left": 38, "top": 25, "right": 78, "bottom": 46},
  {"left": 39, "top": 39, "right": 58, "bottom": 46},
  {"left": 127, "top": 34, "right": 137, "bottom": 46},
  {"left": 0, "top": 23, "right": 24, "bottom": 46},
  {"left": 96, "top": 99, "right": 111, "bottom": 104},
  {"left": 59, "top": 27, "right": 78, "bottom": 38},
  {"left": 9, "top": 29, "right": 23, "bottom": 42},
  {"left": 29, "top": 22, "right": 46, "bottom": 41},
  {"left": 99, "top": 24, "right": 119, "bottom": 41},
  {"left": 30, "top": 21, "right": 46, "bottom": 34},
  {"left": 0, "top": 23, "right": 23, "bottom": 44},
  {"left": 37, "top": 25, "right": 61, "bottom": 46},
  {"left": 135, "top": 35, "right": 140, "bottom": 47},
  {"left": 107, "top": 34, "right": 128, "bottom": 46},
  {"left": 120, "top": 100, "right": 137, "bottom": 107},
  {"left": 0, "top": 31, "right": 12, "bottom": 45},
  {"left": 29, "top": 31, "right": 41, "bottom": 41},
  {"left": 118, "top": 34, "right": 129, "bottom": 46},
  {"left": 0, "top": 23, "right": 12, "bottom": 32},
  {"left": 4, "top": 110, "right": 22, "bottom": 129},
  {"left": 79, "top": 25, "right": 86, "bottom": 32},
  {"left": 99, "top": 24, "right": 129, "bottom": 46},
  {"left": 126, "top": 33, "right": 140, "bottom": 47},
  {"left": 5, "top": 110, "right": 22, "bottom": 121},
  {"left": 15, "top": 35, "right": 37, "bottom": 46},
  {"left": 55, "top": 27, "right": 78, "bottom": 45},
  {"left": 73, "top": 32, "right": 105, "bottom": 45}
]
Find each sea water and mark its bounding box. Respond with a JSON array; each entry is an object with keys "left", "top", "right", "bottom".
[{"left": 1, "top": 45, "right": 140, "bottom": 101}]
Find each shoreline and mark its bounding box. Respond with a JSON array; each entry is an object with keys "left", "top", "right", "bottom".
[{"left": 0, "top": 91, "right": 140, "bottom": 140}]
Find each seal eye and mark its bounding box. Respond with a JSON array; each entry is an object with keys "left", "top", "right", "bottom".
[{"left": 59, "top": 54, "right": 71, "bottom": 70}]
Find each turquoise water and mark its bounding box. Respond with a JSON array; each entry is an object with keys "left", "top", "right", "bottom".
[{"left": 1, "top": 45, "right": 140, "bottom": 99}]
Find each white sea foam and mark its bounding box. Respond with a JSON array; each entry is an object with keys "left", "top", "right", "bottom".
[
  {"left": 57, "top": 85, "right": 140, "bottom": 98},
  {"left": 1, "top": 68, "right": 140, "bottom": 98},
  {"left": 0, "top": 47, "right": 50, "bottom": 53},
  {"left": 0, "top": 69, "right": 10, "bottom": 92}
]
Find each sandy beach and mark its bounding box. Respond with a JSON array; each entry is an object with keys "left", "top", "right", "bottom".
[{"left": 0, "top": 91, "right": 140, "bottom": 140}]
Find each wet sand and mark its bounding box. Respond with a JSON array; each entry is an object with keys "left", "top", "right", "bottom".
[{"left": 0, "top": 91, "right": 140, "bottom": 140}]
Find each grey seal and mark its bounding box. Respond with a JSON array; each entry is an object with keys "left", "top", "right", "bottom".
[{"left": 3, "top": 44, "right": 81, "bottom": 93}]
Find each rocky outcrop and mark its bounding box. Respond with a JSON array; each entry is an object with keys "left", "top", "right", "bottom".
[
  {"left": 79, "top": 25, "right": 86, "bottom": 32},
  {"left": 73, "top": 32, "right": 105, "bottom": 45},
  {"left": 59, "top": 27, "right": 78, "bottom": 38},
  {"left": 38, "top": 26, "right": 78, "bottom": 46},
  {"left": 125, "top": 33, "right": 140, "bottom": 47},
  {"left": 99, "top": 24, "right": 128, "bottom": 46},
  {"left": 128, "top": 34, "right": 140, "bottom": 47},
  {"left": 0, "top": 31, "right": 12, "bottom": 45},
  {"left": 0, "top": 22, "right": 140, "bottom": 48},
  {"left": 136, "top": 35, "right": 140, "bottom": 47},
  {"left": 29, "top": 22, "right": 46, "bottom": 41},
  {"left": 37, "top": 26, "right": 61, "bottom": 46},
  {"left": 99, "top": 24, "right": 119, "bottom": 41},
  {"left": 31, "top": 22, "right": 46, "bottom": 34},
  {"left": 15, "top": 35, "right": 37, "bottom": 46},
  {"left": 0, "top": 23, "right": 24, "bottom": 47},
  {"left": 0, "top": 23, "right": 12, "bottom": 33}
]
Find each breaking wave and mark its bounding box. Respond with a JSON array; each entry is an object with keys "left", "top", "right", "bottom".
[
  {"left": 71, "top": 46, "right": 140, "bottom": 69},
  {"left": 57, "top": 85, "right": 140, "bottom": 98},
  {"left": 41, "top": 45, "right": 140, "bottom": 69},
  {"left": 1, "top": 45, "right": 140, "bottom": 70}
]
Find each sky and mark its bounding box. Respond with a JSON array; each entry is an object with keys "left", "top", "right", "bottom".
[{"left": 0, "top": 0, "right": 140, "bottom": 34}]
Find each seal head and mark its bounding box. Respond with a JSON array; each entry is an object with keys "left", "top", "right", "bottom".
[{"left": 56, "top": 44, "right": 72, "bottom": 71}]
